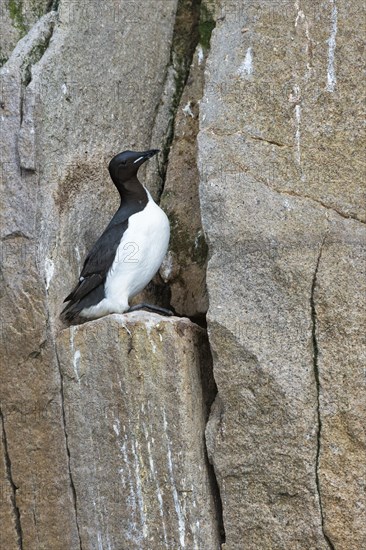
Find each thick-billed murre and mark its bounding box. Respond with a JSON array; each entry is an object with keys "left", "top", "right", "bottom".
[{"left": 60, "top": 150, "right": 171, "bottom": 324}]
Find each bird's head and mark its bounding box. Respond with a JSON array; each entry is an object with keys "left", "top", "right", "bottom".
[{"left": 108, "top": 149, "right": 159, "bottom": 185}]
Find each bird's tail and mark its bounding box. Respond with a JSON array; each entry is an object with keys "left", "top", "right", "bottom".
[
  {"left": 60, "top": 301, "right": 85, "bottom": 325},
  {"left": 60, "top": 283, "right": 105, "bottom": 325}
]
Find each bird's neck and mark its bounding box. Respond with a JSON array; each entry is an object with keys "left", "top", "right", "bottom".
[{"left": 114, "top": 175, "right": 148, "bottom": 206}]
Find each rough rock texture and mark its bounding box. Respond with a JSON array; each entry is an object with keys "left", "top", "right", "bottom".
[
  {"left": 0, "top": 13, "right": 81, "bottom": 549},
  {"left": 0, "top": 1, "right": 220, "bottom": 548},
  {"left": 136, "top": 1, "right": 212, "bottom": 318},
  {"left": 159, "top": 43, "right": 209, "bottom": 319},
  {"left": 0, "top": 410, "right": 21, "bottom": 549},
  {"left": 152, "top": 0, "right": 216, "bottom": 319},
  {"left": 56, "top": 312, "right": 220, "bottom": 549},
  {"left": 1, "top": 0, "right": 364, "bottom": 548},
  {"left": 315, "top": 221, "right": 366, "bottom": 548},
  {"left": 0, "top": 0, "right": 51, "bottom": 65},
  {"left": 199, "top": 1, "right": 365, "bottom": 549}
]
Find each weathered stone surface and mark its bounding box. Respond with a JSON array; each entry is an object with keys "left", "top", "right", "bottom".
[
  {"left": 159, "top": 43, "right": 209, "bottom": 318},
  {"left": 56, "top": 312, "right": 220, "bottom": 549},
  {"left": 0, "top": 411, "right": 20, "bottom": 550},
  {"left": 0, "top": 0, "right": 51, "bottom": 65},
  {"left": 316, "top": 219, "right": 366, "bottom": 548},
  {"left": 140, "top": 1, "right": 217, "bottom": 318},
  {"left": 200, "top": 0, "right": 364, "bottom": 221},
  {"left": 1, "top": 2, "right": 209, "bottom": 548},
  {"left": 0, "top": 13, "right": 80, "bottom": 550},
  {"left": 199, "top": 0, "right": 365, "bottom": 548},
  {"left": 2, "top": 0, "right": 364, "bottom": 547},
  {"left": 144, "top": 0, "right": 202, "bottom": 200},
  {"left": 202, "top": 184, "right": 330, "bottom": 549},
  {"left": 134, "top": 1, "right": 211, "bottom": 317}
]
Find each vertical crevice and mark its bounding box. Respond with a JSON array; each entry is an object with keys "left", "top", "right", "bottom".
[
  {"left": 310, "top": 237, "right": 335, "bottom": 550},
  {"left": 54, "top": 348, "right": 83, "bottom": 550},
  {"left": 198, "top": 333, "right": 226, "bottom": 546},
  {"left": 47, "top": 0, "right": 60, "bottom": 12},
  {"left": 0, "top": 407, "right": 23, "bottom": 549},
  {"left": 205, "top": 415, "right": 226, "bottom": 546},
  {"left": 156, "top": 0, "right": 202, "bottom": 202},
  {"left": 207, "top": 460, "right": 226, "bottom": 546},
  {"left": 19, "top": 16, "right": 56, "bottom": 125},
  {"left": 161, "top": 1, "right": 224, "bottom": 544}
]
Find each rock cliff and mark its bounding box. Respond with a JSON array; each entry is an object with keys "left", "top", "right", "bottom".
[{"left": 1, "top": 1, "right": 364, "bottom": 549}]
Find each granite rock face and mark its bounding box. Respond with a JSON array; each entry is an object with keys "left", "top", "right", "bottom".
[
  {"left": 56, "top": 312, "right": 220, "bottom": 549},
  {"left": 315, "top": 221, "right": 366, "bottom": 548},
  {"left": 159, "top": 43, "right": 209, "bottom": 319},
  {"left": 199, "top": 1, "right": 365, "bottom": 549},
  {"left": 0, "top": 0, "right": 51, "bottom": 65},
  {"left": 0, "top": 2, "right": 217, "bottom": 548},
  {"left": 0, "top": 13, "right": 81, "bottom": 549},
  {"left": 1, "top": 0, "right": 364, "bottom": 549}
]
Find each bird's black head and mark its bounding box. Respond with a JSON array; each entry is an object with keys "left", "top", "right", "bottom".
[{"left": 108, "top": 149, "right": 159, "bottom": 186}]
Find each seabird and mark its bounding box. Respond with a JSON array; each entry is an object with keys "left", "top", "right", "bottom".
[{"left": 60, "top": 150, "right": 171, "bottom": 324}]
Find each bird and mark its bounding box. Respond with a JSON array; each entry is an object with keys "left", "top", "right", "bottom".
[{"left": 60, "top": 149, "right": 171, "bottom": 324}]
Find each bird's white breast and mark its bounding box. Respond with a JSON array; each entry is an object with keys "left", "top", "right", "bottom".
[{"left": 104, "top": 191, "right": 170, "bottom": 311}]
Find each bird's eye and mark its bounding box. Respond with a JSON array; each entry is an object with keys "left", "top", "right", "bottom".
[{"left": 121, "top": 160, "right": 127, "bottom": 166}]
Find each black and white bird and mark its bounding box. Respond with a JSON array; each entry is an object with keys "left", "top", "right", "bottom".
[{"left": 61, "top": 150, "right": 171, "bottom": 324}]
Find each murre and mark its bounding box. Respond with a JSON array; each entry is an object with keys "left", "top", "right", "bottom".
[{"left": 60, "top": 150, "right": 171, "bottom": 324}]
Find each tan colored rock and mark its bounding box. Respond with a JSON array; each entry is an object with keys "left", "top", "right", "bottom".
[
  {"left": 135, "top": 1, "right": 213, "bottom": 317},
  {"left": 1, "top": 2, "right": 211, "bottom": 548},
  {"left": 2, "top": 0, "right": 364, "bottom": 547},
  {"left": 139, "top": 0, "right": 217, "bottom": 318},
  {"left": 201, "top": 185, "right": 331, "bottom": 549},
  {"left": 0, "top": 14, "right": 80, "bottom": 549},
  {"left": 0, "top": 412, "right": 20, "bottom": 550},
  {"left": 159, "top": 44, "right": 209, "bottom": 318},
  {"left": 199, "top": 0, "right": 365, "bottom": 548},
  {"left": 56, "top": 312, "right": 220, "bottom": 549},
  {"left": 316, "top": 219, "right": 366, "bottom": 548}
]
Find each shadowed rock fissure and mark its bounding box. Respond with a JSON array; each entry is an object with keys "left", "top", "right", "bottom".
[
  {"left": 206, "top": 461, "right": 225, "bottom": 543},
  {"left": 195, "top": 331, "right": 226, "bottom": 545},
  {"left": 47, "top": 0, "right": 60, "bottom": 12},
  {"left": 249, "top": 135, "right": 291, "bottom": 148},
  {"left": 0, "top": 407, "right": 23, "bottom": 549},
  {"left": 311, "top": 239, "right": 335, "bottom": 550},
  {"left": 156, "top": 0, "right": 201, "bottom": 202},
  {"left": 54, "top": 348, "right": 83, "bottom": 550},
  {"left": 154, "top": 1, "right": 225, "bottom": 542}
]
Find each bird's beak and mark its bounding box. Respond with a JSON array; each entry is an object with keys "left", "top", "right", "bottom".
[{"left": 134, "top": 149, "right": 160, "bottom": 164}]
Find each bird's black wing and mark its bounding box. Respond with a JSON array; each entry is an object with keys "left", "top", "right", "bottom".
[{"left": 64, "top": 219, "right": 129, "bottom": 304}]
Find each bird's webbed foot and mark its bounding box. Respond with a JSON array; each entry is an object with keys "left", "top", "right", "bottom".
[{"left": 127, "top": 303, "right": 174, "bottom": 316}]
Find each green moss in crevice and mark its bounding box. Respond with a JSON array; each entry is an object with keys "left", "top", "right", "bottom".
[
  {"left": 31, "top": 1, "right": 45, "bottom": 19},
  {"left": 168, "top": 213, "right": 189, "bottom": 267},
  {"left": 8, "top": 0, "right": 27, "bottom": 37},
  {"left": 157, "top": 0, "right": 202, "bottom": 200},
  {"left": 20, "top": 24, "right": 54, "bottom": 87},
  {"left": 0, "top": 46, "right": 8, "bottom": 67},
  {"left": 168, "top": 212, "right": 208, "bottom": 268},
  {"left": 159, "top": 1, "right": 216, "bottom": 191},
  {"left": 29, "top": 38, "right": 51, "bottom": 63},
  {"left": 192, "top": 230, "right": 208, "bottom": 266},
  {"left": 199, "top": 4, "right": 216, "bottom": 49},
  {"left": 46, "top": 0, "right": 59, "bottom": 12}
]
